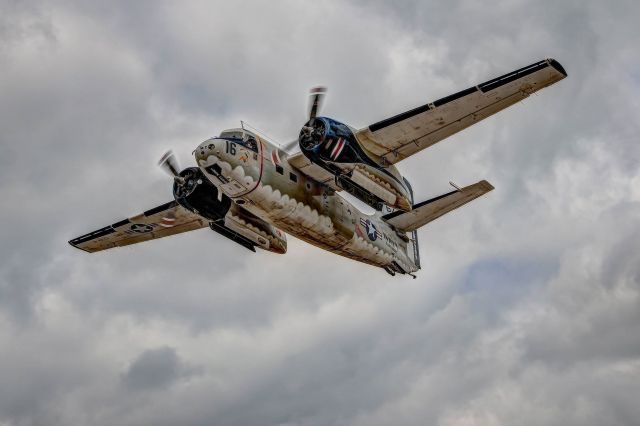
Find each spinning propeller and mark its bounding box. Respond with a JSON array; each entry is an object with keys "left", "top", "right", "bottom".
[
  {"left": 158, "top": 150, "right": 202, "bottom": 199},
  {"left": 158, "top": 150, "right": 185, "bottom": 183},
  {"left": 284, "top": 86, "right": 327, "bottom": 153}
]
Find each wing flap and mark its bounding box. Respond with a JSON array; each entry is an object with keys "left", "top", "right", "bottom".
[
  {"left": 382, "top": 180, "right": 494, "bottom": 232},
  {"left": 356, "top": 58, "right": 567, "bottom": 165},
  {"left": 69, "top": 201, "right": 208, "bottom": 253}
]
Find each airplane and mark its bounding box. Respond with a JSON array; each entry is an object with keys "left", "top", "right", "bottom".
[{"left": 69, "top": 58, "right": 567, "bottom": 277}]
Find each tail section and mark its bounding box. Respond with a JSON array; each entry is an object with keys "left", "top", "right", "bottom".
[
  {"left": 402, "top": 178, "right": 421, "bottom": 270},
  {"left": 410, "top": 229, "right": 420, "bottom": 270}
]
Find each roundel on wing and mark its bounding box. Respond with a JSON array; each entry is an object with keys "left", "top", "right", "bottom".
[
  {"left": 130, "top": 223, "right": 153, "bottom": 233},
  {"left": 365, "top": 219, "right": 377, "bottom": 241}
]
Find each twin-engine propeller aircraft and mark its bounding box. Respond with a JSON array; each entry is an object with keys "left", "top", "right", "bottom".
[{"left": 70, "top": 58, "right": 567, "bottom": 277}]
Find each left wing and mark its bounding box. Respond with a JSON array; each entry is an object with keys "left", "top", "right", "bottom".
[
  {"left": 356, "top": 58, "right": 567, "bottom": 165},
  {"left": 69, "top": 201, "right": 208, "bottom": 253}
]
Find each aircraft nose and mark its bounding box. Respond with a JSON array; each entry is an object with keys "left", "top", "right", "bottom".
[{"left": 195, "top": 139, "right": 222, "bottom": 164}]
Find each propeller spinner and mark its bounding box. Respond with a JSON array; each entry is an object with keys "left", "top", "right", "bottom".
[{"left": 158, "top": 150, "right": 203, "bottom": 201}]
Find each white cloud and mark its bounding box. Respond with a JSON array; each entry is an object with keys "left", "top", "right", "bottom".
[{"left": 1, "top": 0, "right": 639, "bottom": 425}]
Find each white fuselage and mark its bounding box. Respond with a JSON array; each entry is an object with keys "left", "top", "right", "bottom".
[{"left": 194, "top": 134, "right": 417, "bottom": 272}]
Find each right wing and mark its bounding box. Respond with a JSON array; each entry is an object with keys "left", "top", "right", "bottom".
[
  {"left": 356, "top": 58, "right": 567, "bottom": 165},
  {"left": 69, "top": 201, "right": 208, "bottom": 253},
  {"left": 382, "top": 180, "right": 494, "bottom": 232}
]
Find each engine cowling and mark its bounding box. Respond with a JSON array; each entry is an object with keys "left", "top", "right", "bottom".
[
  {"left": 298, "top": 117, "right": 412, "bottom": 211},
  {"left": 173, "top": 167, "right": 232, "bottom": 221},
  {"left": 173, "top": 167, "right": 286, "bottom": 253},
  {"left": 299, "top": 117, "right": 363, "bottom": 164}
]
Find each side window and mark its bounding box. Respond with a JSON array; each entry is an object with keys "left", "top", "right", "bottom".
[
  {"left": 275, "top": 165, "right": 283, "bottom": 175},
  {"left": 245, "top": 137, "right": 257, "bottom": 152},
  {"left": 289, "top": 172, "right": 298, "bottom": 182}
]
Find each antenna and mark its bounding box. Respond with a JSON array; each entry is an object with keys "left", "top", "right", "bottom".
[{"left": 241, "top": 121, "right": 283, "bottom": 148}]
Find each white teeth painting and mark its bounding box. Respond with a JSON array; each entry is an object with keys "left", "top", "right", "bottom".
[{"left": 195, "top": 136, "right": 418, "bottom": 269}]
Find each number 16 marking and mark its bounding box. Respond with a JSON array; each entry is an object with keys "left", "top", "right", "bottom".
[{"left": 225, "top": 141, "right": 237, "bottom": 155}]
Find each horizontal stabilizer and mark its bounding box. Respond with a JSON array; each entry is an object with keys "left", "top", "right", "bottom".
[{"left": 382, "top": 180, "right": 494, "bottom": 232}]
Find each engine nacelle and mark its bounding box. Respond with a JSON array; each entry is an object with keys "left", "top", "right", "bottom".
[
  {"left": 173, "top": 167, "right": 286, "bottom": 253},
  {"left": 298, "top": 117, "right": 412, "bottom": 211},
  {"left": 299, "top": 117, "right": 362, "bottom": 164},
  {"left": 173, "top": 167, "right": 232, "bottom": 221}
]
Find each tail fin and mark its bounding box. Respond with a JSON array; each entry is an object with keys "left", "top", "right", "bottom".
[
  {"left": 403, "top": 178, "right": 421, "bottom": 269},
  {"left": 410, "top": 229, "right": 421, "bottom": 269},
  {"left": 383, "top": 180, "right": 494, "bottom": 233}
]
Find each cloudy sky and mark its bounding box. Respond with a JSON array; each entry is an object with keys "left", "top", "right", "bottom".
[{"left": 1, "top": 0, "right": 639, "bottom": 424}]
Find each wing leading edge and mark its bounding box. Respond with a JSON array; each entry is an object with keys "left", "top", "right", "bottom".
[
  {"left": 356, "top": 58, "right": 567, "bottom": 165},
  {"left": 69, "top": 201, "right": 208, "bottom": 253},
  {"left": 382, "top": 180, "right": 494, "bottom": 232}
]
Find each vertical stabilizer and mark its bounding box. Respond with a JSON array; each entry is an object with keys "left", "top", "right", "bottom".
[{"left": 403, "top": 177, "right": 421, "bottom": 270}]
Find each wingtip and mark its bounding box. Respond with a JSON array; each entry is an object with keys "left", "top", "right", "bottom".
[
  {"left": 68, "top": 240, "right": 91, "bottom": 253},
  {"left": 479, "top": 180, "right": 495, "bottom": 191},
  {"left": 547, "top": 58, "right": 567, "bottom": 77}
]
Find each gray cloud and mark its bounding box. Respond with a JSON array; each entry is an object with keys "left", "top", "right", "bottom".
[
  {"left": 123, "top": 346, "right": 201, "bottom": 391},
  {"left": 0, "top": 0, "right": 639, "bottom": 425}
]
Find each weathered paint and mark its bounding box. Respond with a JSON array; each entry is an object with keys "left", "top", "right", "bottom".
[{"left": 195, "top": 132, "right": 417, "bottom": 272}]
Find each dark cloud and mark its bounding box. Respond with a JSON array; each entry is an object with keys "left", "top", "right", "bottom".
[
  {"left": 0, "top": 0, "right": 639, "bottom": 425},
  {"left": 123, "top": 346, "right": 201, "bottom": 391}
]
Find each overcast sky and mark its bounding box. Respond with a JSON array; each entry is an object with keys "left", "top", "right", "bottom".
[{"left": 1, "top": 0, "right": 639, "bottom": 425}]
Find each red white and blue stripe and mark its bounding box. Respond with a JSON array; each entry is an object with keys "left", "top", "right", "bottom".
[{"left": 329, "top": 137, "right": 346, "bottom": 161}]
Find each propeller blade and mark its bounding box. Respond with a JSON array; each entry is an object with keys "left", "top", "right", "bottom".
[
  {"left": 308, "top": 86, "right": 326, "bottom": 120},
  {"left": 158, "top": 150, "right": 180, "bottom": 178}
]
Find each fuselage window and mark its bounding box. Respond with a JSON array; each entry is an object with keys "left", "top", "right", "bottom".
[
  {"left": 275, "top": 165, "right": 284, "bottom": 175},
  {"left": 289, "top": 172, "right": 298, "bottom": 182}
]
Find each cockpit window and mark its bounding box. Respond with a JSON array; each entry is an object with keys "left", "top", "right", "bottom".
[
  {"left": 243, "top": 137, "right": 258, "bottom": 152},
  {"left": 219, "top": 130, "right": 244, "bottom": 140}
]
